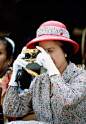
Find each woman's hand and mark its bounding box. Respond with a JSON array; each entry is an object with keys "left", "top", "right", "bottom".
[
  {"left": 13, "top": 46, "right": 29, "bottom": 72},
  {"left": 36, "top": 46, "right": 60, "bottom": 76},
  {"left": 9, "top": 47, "right": 29, "bottom": 86}
]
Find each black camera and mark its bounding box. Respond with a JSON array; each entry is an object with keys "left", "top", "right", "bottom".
[{"left": 23, "top": 48, "right": 39, "bottom": 61}]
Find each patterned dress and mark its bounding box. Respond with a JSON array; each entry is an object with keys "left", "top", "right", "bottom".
[{"left": 3, "top": 62, "right": 86, "bottom": 124}]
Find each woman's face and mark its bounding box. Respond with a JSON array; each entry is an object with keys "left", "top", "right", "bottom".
[
  {"left": 39, "top": 40, "right": 68, "bottom": 74},
  {"left": 0, "top": 40, "right": 10, "bottom": 77}
]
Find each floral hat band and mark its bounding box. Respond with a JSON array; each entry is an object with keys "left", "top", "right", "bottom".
[{"left": 36, "top": 26, "right": 70, "bottom": 38}]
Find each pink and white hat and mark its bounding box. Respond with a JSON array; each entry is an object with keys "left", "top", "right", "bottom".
[{"left": 26, "top": 20, "right": 79, "bottom": 54}]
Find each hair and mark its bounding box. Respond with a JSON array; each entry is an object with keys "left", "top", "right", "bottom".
[
  {"left": 0, "top": 36, "right": 15, "bottom": 59},
  {"left": 57, "top": 40, "right": 74, "bottom": 60}
]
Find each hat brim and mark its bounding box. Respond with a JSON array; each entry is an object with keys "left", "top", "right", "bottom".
[{"left": 26, "top": 35, "right": 79, "bottom": 54}]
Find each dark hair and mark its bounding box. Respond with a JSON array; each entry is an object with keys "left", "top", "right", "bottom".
[
  {"left": 0, "top": 36, "right": 14, "bottom": 59},
  {"left": 57, "top": 40, "right": 74, "bottom": 60}
]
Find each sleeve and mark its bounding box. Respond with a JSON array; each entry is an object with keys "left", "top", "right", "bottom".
[
  {"left": 3, "top": 85, "right": 33, "bottom": 117},
  {"left": 50, "top": 72, "right": 86, "bottom": 109}
]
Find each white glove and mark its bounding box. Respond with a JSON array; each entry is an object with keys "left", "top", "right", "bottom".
[
  {"left": 36, "top": 46, "right": 60, "bottom": 77},
  {"left": 9, "top": 47, "right": 29, "bottom": 86}
]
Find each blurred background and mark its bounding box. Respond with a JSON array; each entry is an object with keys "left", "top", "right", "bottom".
[{"left": 0, "top": 0, "right": 86, "bottom": 64}]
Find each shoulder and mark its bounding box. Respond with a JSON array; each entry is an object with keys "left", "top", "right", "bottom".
[
  {"left": 63, "top": 62, "right": 86, "bottom": 81},
  {"left": 69, "top": 62, "right": 86, "bottom": 81},
  {"left": 67, "top": 62, "right": 86, "bottom": 74}
]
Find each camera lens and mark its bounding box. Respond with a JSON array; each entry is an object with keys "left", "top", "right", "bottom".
[
  {"left": 32, "top": 53, "right": 36, "bottom": 58},
  {"left": 25, "top": 53, "right": 31, "bottom": 59}
]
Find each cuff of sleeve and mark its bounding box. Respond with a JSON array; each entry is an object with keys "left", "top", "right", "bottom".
[{"left": 9, "top": 81, "right": 18, "bottom": 86}]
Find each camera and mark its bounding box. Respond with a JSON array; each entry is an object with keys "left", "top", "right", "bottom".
[
  {"left": 15, "top": 48, "right": 40, "bottom": 90},
  {"left": 23, "top": 48, "right": 39, "bottom": 61}
]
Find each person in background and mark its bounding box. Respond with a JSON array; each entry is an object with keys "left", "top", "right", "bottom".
[
  {"left": 0, "top": 36, "right": 15, "bottom": 123},
  {"left": 3, "top": 21, "right": 86, "bottom": 124}
]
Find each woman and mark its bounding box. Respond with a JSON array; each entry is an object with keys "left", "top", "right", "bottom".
[
  {"left": 0, "top": 36, "right": 15, "bottom": 103},
  {"left": 0, "top": 36, "right": 15, "bottom": 123},
  {"left": 3, "top": 21, "right": 86, "bottom": 124}
]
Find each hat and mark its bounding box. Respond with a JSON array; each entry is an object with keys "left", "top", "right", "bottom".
[{"left": 26, "top": 21, "right": 79, "bottom": 54}]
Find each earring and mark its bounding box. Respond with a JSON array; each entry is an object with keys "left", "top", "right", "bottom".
[
  {"left": 8, "top": 63, "right": 10, "bottom": 66},
  {"left": 65, "top": 54, "right": 67, "bottom": 57}
]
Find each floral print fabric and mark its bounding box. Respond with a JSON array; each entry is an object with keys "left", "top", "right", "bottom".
[
  {"left": 36, "top": 26, "right": 70, "bottom": 38},
  {"left": 3, "top": 62, "right": 86, "bottom": 124}
]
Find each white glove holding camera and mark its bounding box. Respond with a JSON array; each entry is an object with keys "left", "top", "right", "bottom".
[
  {"left": 9, "top": 47, "right": 29, "bottom": 86},
  {"left": 36, "top": 46, "right": 60, "bottom": 77}
]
